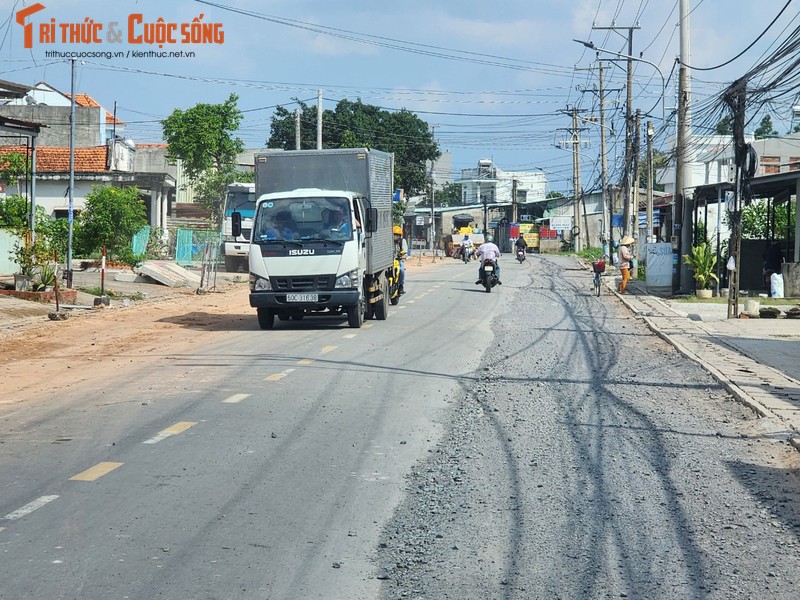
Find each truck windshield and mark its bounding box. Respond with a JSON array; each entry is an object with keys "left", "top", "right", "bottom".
[
  {"left": 225, "top": 188, "right": 256, "bottom": 217},
  {"left": 253, "top": 197, "right": 355, "bottom": 243}
]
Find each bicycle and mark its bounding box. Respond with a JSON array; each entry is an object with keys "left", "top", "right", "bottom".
[{"left": 591, "top": 258, "right": 606, "bottom": 297}]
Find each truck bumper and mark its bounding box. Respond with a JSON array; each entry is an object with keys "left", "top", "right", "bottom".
[
  {"left": 249, "top": 289, "right": 360, "bottom": 309},
  {"left": 223, "top": 242, "right": 249, "bottom": 257}
]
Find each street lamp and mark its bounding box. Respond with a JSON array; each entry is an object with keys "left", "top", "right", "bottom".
[{"left": 573, "top": 39, "right": 666, "bottom": 124}]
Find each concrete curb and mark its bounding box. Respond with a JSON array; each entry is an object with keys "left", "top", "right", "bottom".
[{"left": 610, "top": 282, "right": 800, "bottom": 450}]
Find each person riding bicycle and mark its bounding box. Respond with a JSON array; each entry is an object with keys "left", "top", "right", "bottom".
[
  {"left": 475, "top": 234, "right": 502, "bottom": 285},
  {"left": 461, "top": 234, "right": 474, "bottom": 261},
  {"left": 393, "top": 225, "right": 408, "bottom": 294}
]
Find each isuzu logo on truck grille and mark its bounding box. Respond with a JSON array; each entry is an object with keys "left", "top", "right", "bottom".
[{"left": 288, "top": 248, "right": 316, "bottom": 255}]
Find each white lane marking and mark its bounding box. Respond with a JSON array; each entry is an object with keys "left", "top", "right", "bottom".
[
  {"left": 320, "top": 345, "right": 337, "bottom": 354},
  {"left": 297, "top": 359, "right": 314, "bottom": 365},
  {"left": 222, "top": 393, "right": 251, "bottom": 404},
  {"left": 4, "top": 495, "right": 59, "bottom": 520},
  {"left": 343, "top": 333, "right": 357, "bottom": 339}
]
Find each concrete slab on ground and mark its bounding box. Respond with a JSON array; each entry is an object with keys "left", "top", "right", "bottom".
[{"left": 138, "top": 260, "right": 202, "bottom": 288}]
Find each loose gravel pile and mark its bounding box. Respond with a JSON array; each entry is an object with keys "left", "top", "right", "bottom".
[{"left": 375, "top": 256, "right": 800, "bottom": 599}]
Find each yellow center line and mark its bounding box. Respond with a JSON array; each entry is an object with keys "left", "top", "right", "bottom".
[
  {"left": 320, "top": 345, "right": 337, "bottom": 354},
  {"left": 222, "top": 393, "right": 251, "bottom": 404},
  {"left": 297, "top": 359, "right": 314, "bottom": 365},
  {"left": 265, "top": 367, "right": 295, "bottom": 382},
  {"left": 69, "top": 462, "right": 123, "bottom": 482},
  {"left": 143, "top": 421, "right": 197, "bottom": 444}
]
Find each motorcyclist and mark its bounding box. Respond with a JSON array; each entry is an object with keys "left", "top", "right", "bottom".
[
  {"left": 514, "top": 235, "right": 527, "bottom": 258},
  {"left": 475, "top": 234, "right": 502, "bottom": 285},
  {"left": 393, "top": 225, "right": 408, "bottom": 294},
  {"left": 460, "top": 234, "right": 474, "bottom": 261}
]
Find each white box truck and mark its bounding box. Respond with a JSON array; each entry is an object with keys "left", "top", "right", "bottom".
[
  {"left": 232, "top": 148, "right": 395, "bottom": 329},
  {"left": 221, "top": 181, "right": 255, "bottom": 273}
]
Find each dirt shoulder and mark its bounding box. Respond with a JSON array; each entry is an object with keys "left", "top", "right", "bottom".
[
  {"left": 1, "top": 256, "right": 446, "bottom": 411},
  {"left": 0, "top": 281, "right": 253, "bottom": 410}
]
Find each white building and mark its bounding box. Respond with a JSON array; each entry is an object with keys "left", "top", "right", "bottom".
[{"left": 456, "top": 159, "right": 547, "bottom": 217}]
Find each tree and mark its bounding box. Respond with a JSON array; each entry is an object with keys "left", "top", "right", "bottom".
[
  {"left": 162, "top": 93, "right": 245, "bottom": 223},
  {"left": 76, "top": 186, "right": 147, "bottom": 261},
  {"left": 417, "top": 182, "right": 461, "bottom": 208},
  {"left": 753, "top": 115, "right": 777, "bottom": 139},
  {"left": 0, "top": 194, "right": 30, "bottom": 230},
  {"left": 0, "top": 152, "right": 31, "bottom": 196},
  {"left": 637, "top": 149, "right": 669, "bottom": 192},
  {"left": 715, "top": 115, "right": 733, "bottom": 135},
  {"left": 435, "top": 182, "right": 463, "bottom": 207},
  {"left": 267, "top": 99, "right": 440, "bottom": 196}
]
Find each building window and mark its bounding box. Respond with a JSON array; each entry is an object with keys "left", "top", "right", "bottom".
[{"left": 789, "top": 157, "right": 800, "bottom": 171}]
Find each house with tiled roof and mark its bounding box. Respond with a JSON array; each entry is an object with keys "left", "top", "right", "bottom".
[
  {"left": 0, "top": 80, "right": 176, "bottom": 231},
  {"left": 0, "top": 142, "right": 174, "bottom": 228},
  {"left": 0, "top": 82, "right": 125, "bottom": 146}
]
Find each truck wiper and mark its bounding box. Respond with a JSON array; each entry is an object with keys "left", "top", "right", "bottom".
[
  {"left": 300, "top": 236, "right": 344, "bottom": 246},
  {"left": 257, "top": 238, "right": 304, "bottom": 247}
]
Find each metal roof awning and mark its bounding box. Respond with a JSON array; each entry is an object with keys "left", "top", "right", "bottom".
[{"left": 693, "top": 170, "right": 800, "bottom": 204}]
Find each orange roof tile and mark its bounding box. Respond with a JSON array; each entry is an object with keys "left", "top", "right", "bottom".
[
  {"left": 0, "top": 145, "right": 108, "bottom": 172},
  {"left": 66, "top": 93, "right": 124, "bottom": 126}
]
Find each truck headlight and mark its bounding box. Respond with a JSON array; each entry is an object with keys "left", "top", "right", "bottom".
[
  {"left": 250, "top": 273, "right": 271, "bottom": 291},
  {"left": 334, "top": 269, "right": 359, "bottom": 289}
]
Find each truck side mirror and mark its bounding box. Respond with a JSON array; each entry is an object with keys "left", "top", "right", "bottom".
[
  {"left": 231, "top": 212, "right": 242, "bottom": 237},
  {"left": 367, "top": 208, "right": 378, "bottom": 233}
]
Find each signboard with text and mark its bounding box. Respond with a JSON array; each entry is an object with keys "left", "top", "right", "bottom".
[{"left": 550, "top": 216, "right": 572, "bottom": 231}]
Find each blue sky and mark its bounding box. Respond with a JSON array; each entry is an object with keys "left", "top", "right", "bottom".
[{"left": 0, "top": 0, "right": 797, "bottom": 194}]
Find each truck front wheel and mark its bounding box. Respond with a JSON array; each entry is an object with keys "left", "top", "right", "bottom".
[
  {"left": 346, "top": 302, "right": 364, "bottom": 328},
  {"left": 257, "top": 308, "right": 275, "bottom": 330}
]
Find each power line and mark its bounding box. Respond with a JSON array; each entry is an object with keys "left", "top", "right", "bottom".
[{"left": 680, "top": 0, "right": 795, "bottom": 71}]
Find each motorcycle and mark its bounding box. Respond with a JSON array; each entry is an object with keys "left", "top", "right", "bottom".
[
  {"left": 516, "top": 247, "right": 526, "bottom": 263},
  {"left": 462, "top": 246, "right": 473, "bottom": 263},
  {"left": 388, "top": 253, "right": 403, "bottom": 305},
  {"left": 480, "top": 258, "right": 499, "bottom": 293}
]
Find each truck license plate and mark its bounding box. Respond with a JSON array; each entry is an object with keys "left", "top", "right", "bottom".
[{"left": 287, "top": 293, "right": 318, "bottom": 302}]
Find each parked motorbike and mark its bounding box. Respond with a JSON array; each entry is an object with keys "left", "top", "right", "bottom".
[
  {"left": 516, "top": 248, "right": 526, "bottom": 263},
  {"left": 481, "top": 258, "right": 499, "bottom": 293}
]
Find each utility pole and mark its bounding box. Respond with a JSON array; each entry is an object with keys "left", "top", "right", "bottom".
[
  {"left": 646, "top": 120, "right": 654, "bottom": 246},
  {"left": 571, "top": 107, "right": 583, "bottom": 252},
  {"left": 593, "top": 24, "right": 639, "bottom": 240},
  {"left": 512, "top": 178, "right": 518, "bottom": 223},
  {"left": 576, "top": 60, "right": 621, "bottom": 256},
  {"left": 599, "top": 60, "right": 611, "bottom": 257},
  {"left": 558, "top": 107, "right": 587, "bottom": 252},
  {"left": 294, "top": 108, "right": 301, "bottom": 150},
  {"left": 631, "top": 109, "right": 641, "bottom": 277},
  {"left": 676, "top": 0, "right": 693, "bottom": 292},
  {"left": 316, "top": 89, "right": 323, "bottom": 150},
  {"left": 66, "top": 58, "right": 75, "bottom": 289},
  {"left": 430, "top": 125, "right": 438, "bottom": 260}
]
